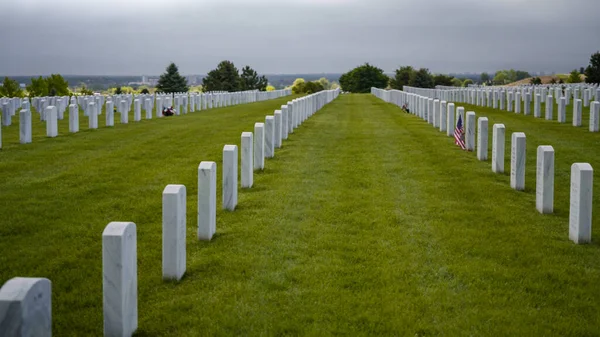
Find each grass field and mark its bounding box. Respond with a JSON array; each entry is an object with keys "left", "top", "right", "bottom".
[{"left": 1, "top": 93, "right": 600, "bottom": 335}]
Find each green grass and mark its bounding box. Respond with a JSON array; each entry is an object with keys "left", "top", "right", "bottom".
[{"left": 1, "top": 93, "right": 600, "bottom": 335}]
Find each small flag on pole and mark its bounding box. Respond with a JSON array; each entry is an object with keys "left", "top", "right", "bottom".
[{"left": 454, "top": 114, "right": 466, "bottom": 150}]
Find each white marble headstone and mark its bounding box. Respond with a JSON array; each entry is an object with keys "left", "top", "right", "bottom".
[
  {"left": 162, "top": 184, "right": 186, "bottom": 281},
  {"left": 241, "top": 132, "right": 253, "bottom": 188},
  {"left": 536, "top": 146, "right": 554, "bottom": 214},
  {"left": 254, "top": 123, "right": 265, "bottom": 170},
  {"left": 264, "top": 116, "right": 275, "bottom": 158},
  {"left": 19, "top": 109, "right": 32, "bottom": 144},
  {"left": 492, "top": 124, "right": 505, "bottom": 173},
  {"left": 510, "top": 132, "right": 526, "bottom": 191},
  {"left": 477, "top": 117, "right": 488, "bottom": 161},
  {"left": 198, "top": 161, "right": 216, "bottom": 241},
  {"left": 465, "top": 111, "right": 476, "bottom": 151},
  {"left": 569, "top": 163, "right": 593, "bottom": 244},
  {"left": 0, "top": 277, "right": 52, "bottom": 337},
  {"left": 102, "top": 221, "right": 137, "bottom": 337},
  {"left": 222, "top": 145, "right": 238, "bottom": 211}
]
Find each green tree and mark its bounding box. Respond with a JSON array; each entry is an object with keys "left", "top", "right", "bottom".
[
  {"left": 567, "top": 70, "right": 582, "bottom": 83},
  {"left": 26, "top": 76, "right": 48, "bottom": 97},
  {"left": 584, "top": 51, "right": 600, "bottom": 84},
  {"left": 515, "top": 71, "right": 530, "bottom": 81},
  {"left": 493, "top": 72, "right": 507, "bottom": 85},
  {"left": 452, "top": 78, "right": 463, "bottom": 87},
  {"left": 266, "top": 85, "right": 275, "bottom": 92},
  {"left": 0, "top": 77, "right": 24, "bottom": 97},
  {"left": 156, "top": 62, "right": 189, "bottom": 93},
  {"left": 317, "top": 77, "right": 330, "bottom": 90},
  {"left": 115, "top": 87, "right": 123, "bottom": 95},
  {"left": 389, "top": 66, "right": 414, "bottom": 90},
  {"left": 304, "top": 81, "right": 325, "bottom": 94},
  {"left": 409, "top": 68, "right": 434, "bottom": 88},
  {"left": 139, "top": 87, "right": 150, "bottom": 94},
  {"left": 462, "top": 79, "right": 474, "bottom": 87},
  {"left": 202, "top": 60, "right": 240, "bottom": 92},
  {"left": 433, "top": 74, "right": 454, "bottom": 87},
  {"left": 45, "top": 74, "right": 69, "bottom": 96},
  {"left": 239, "top": 66, "right": 267, "bottom": 91},
  {"left": 580, "top": 67, "right": 585, "bottom": 74},
  {"left": 78, "top": 85, "right": 94, "bottom": 95},
  {"left": 530, "top": 77, "right": 542, "bottom": 85},
  {"left": 480, "top": 72, "right": 490, "bottom": 84},
  {"left": 330, "top": 82, "right": 340, "bottom": 90},
  {"left": 549, "top": 77, "right": 557, "bottom": 84},
  {"left": 291, "top": 78, "right": 306, "bottom": 94},
  {"left": 339, "top": 63, "right": 388, "bottom": 93}
]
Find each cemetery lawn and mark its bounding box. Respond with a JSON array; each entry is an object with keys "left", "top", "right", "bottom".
[{"left": 1, "top": 93, "right": 600, "bottom": 336}]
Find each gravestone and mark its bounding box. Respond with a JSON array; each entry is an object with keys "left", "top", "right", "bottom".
[
  {"left": 287, "top": 103, "right": 294, "bottom": 134},
  {"left": 223, "top": 145, "right": 238, "bottom": 211},
  {"left": 106, "top": 101, "right": 114, "bottom": 127},
  {"left": 590, "top": 101, "right": 600, "bottom": 132},
  {"left": 102, "top": 221, "right": 137, "bottom": 337},
  {"left": 515, "top": 92, "right": 521, "bottom": 113},
  {"left": 477, "top": 117, "right": 488, "bottom": 161},
  {"left": 427, "top": 98, "right": 434, "bottom": 125},
  {"left": 573, "top": 99, "right": 582, "bottom": 126},
  {"left": 545, "top": 95, "right": 553, "bottom": 120},
  {"left": 45, "top": 106, "right": 58, "bottom": 138},
  {"left": 120, "top": 100, "right": 128, "bottom": 124},
  {"left": 88, "top": 102, "right": 98, "bottom": 129},
  {"left": 254, "top": 123, "right": 265, "bottom": 170},
  {"left": 145, "top": 99, "right": 152, "bottom": 119},
  {"left": 241, "top": 132, "right": 254, "bottom": 188},
  {"left": 492, "top": 124, "right": 505, "bottom": 173},
  {"left": 0, "top": 277, "right": 52, "bottom": 337},
  {"left": 265, "top": 116, "right": 275, "bottom": 158},
  {"left": 439, "top": 101, "right": 447, "bottom": 132},
  {"left": 281, "top": 105, "right": 289, "bottom": 140},
  {"left": 510, "top": 132, "right": 526, "bottom": 191},
  {"left": 558, "top": 97, "right": 566, "bottom": 123},
  {"left": 162, "top": 184, "right": 186, "bottom": 281},
  {"left": 536, "top": 146, "right": 554, "bottom": 214},
  {"left": 198, "top": 161, "right": 217, "bottom": 241},
  {"left": 156, "top": 97, "right": 163, "bottom": 118},
  {"left": 446, "top": 103, "right": 455, "bottom": 137},
  {"left": 274, "top": 110, "right": 282, "bottom": 148},
  {"left": 433, "top": 99, "right": 440, "bottom": 128},
  {"left": 534, "top": 94, "right": 541, "bottom": 118},
  {"left": 19, "top": 109, "right": 32, "bottom": 144},
  {"left": 133, "top": 99, "right": 141, "bottom": 122},
  {"left": 524, "top": 93, "right": 531, "bottom": 115},
  {"left": 465, "top": 111, "right": 476, "bottom": 151},
  {"left": 2, "top": 102, "right": 12, "bottom": 126},
  {"left": 569, "top": 163, "right": 593, "bottom": 244}
]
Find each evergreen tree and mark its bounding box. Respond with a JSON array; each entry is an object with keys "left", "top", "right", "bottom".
[
  {"left": 239, "top": 66, "right": 268, "bottom": 91},
  {"left": 584, "top": 51, "right": 600, "bottom": 84},
  {"left": 480, "top": 72, "right": 490, "bottom": 83},
  {"left": 26, "top": 76, "right": 48, "bottom": 97},
  {"left": 46, "top": 74, "right": 70, "bottom": 96},
  {"left": 410, "top": 68, "right": 435, "bottom": 88},
  {"left": 390, "top": 66, "right": 414, "bottom": 90},
  {"left": 202, "top": 60, "right": 241, "bottom": 92},
  {"left": 156, "top": 63, "right": 189, "bottom": 93}
]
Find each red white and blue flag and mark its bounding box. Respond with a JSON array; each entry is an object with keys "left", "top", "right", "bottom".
[{"left": 454, "top": 115, "right": 466, "bottom": 150}]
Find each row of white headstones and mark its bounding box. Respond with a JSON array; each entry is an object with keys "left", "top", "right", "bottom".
[
  {"left": 0, "top": 89, "right": 292, "bottom": 149},
  {"left": 403, "top": 85, "right": 600, "bottom": 130},
  {"left": 0, "top": 89, "right": 341, "bottom": 337},
  {"left": 372, "top": 87, "right": 593, "bottom": 245}
]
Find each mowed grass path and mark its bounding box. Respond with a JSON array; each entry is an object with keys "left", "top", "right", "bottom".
[{"left": 1, "top": 94, "right": 600, "bottom": 335}]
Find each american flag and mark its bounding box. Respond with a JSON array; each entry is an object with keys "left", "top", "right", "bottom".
[{"left": 454, "top": 114, "right": 466, "bottom": 150}]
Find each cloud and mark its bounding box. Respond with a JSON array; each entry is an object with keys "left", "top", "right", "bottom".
[{"left": 0, "top": 0, "right": 598, "bottom": 76}]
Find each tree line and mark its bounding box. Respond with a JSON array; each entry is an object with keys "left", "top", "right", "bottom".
[{"left": 338, "top": 51, "right": 600, "bottom": 93}]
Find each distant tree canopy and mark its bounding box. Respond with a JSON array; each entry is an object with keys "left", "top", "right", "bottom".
[
  {"left": 462, "top": 79, "right": 474, "bottom": 87},
  {"left": 239, "top": 66, "right": 268, "bottom": 91},
  {"left": 303, "top": 81, "right": 325, "bottom": 94},
  {"left": 584, "top": 51, "right": 600, "bottom": 84},
  {"left": 140, "top": 87, "right": 150, "bottom": 94},
  {"left": 530, "top": 77, "right": 542, "bottom": 85},
  {"left": 266, "top": 85, "right": 276, "bottom": 92},
  {"left": 291, "top": 78, "right": 306, "bottom": 94},
  {"left": 411, "top": 68, "right": 435, "bottom": 88},
  {"left": 433, "top": 74, "right": 454, "bottom": 87},
  {"left": 480, "top": 72, "right": 490, "bottom": 83},
  {"left": 156, "top": 62, "right": 189, "bottom": 93},
  {"left": 114, "top": 87, "right": 123, "bottom": 95},
  {"left": 25, "top": 74, "right": 69, "bottom": 97},
  {"left": 493, "top": 69, "right": 530, "bottom": 85},
  {"left": 389, "top": 66, "right": 414, "bottom": 90},
  {"left": 339, "top": 63, "right": 388, "bottom": 93},
  {"left": 203, "top": 61, "right": 241, "bottom": 92},
  {"left": 567, "top": 70, "right": 582, "bottom": 83},
  {"left": 317, "top": 77, "right": 330, "bottom": 90},
  {"left": 78, "top": 85, "right": 94, "bottom": 95},
  {"left": 0, "top": 77, "right": 24, "bottom": 98},
  {"left": 451, "top": 78, "right": 463, "bottom": 87}
]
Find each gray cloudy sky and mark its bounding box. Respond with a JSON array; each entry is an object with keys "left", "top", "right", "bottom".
[{"left": 0, "top": 0, "right": 598, "bottom": 76}]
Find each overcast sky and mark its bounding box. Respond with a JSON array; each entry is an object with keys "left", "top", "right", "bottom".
[{"left": 0, "top": 0, "right": 598, "bottom": 76}]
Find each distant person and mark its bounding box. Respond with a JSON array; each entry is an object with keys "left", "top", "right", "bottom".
[
  {"left": 402, "top": 103, "right": 409, "bottom": 113},
  {"left": 162, "top": 106, "right": 175, "bottom": 116}
]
